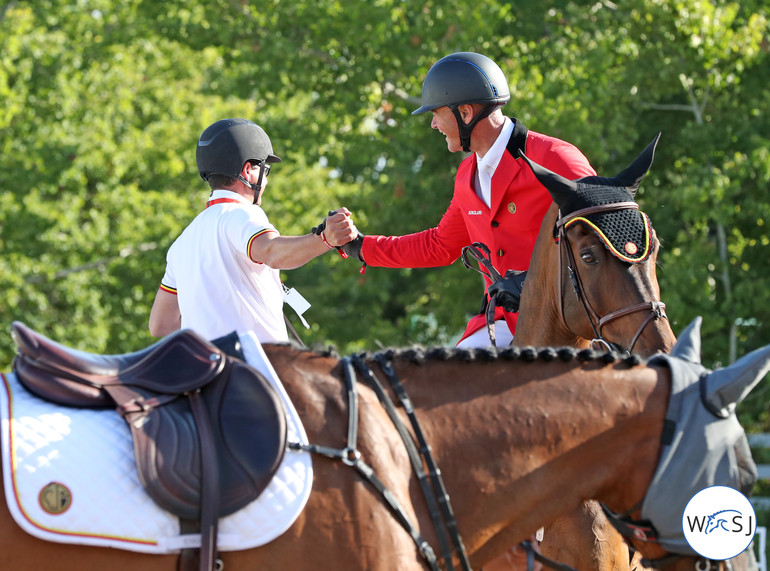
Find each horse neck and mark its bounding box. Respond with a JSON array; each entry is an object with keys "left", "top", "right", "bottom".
[
  {"left": 395, "top": 353, "right": 668, "bottom": 557},
  {"left": 514, "top": 204, "right": 582, "bottom": 348}
]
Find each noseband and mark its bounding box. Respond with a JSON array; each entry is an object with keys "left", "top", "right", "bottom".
[{"left": 555, "top": 202, "right": 668, "bottom": 354}]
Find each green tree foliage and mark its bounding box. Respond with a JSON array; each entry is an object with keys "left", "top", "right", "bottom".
[{"left": 0, "top": 2, "right": 768, "bottom": 429}]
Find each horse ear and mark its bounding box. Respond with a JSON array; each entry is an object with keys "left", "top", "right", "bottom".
[
  {"left": 518, "top": 150, "right": 578, "bottom": 210},
  {"left": 669, "top": 317, "right": 702, "bottom": 364},
  {"left": 612, "top": 133, "right": 661, "bottom": 196},
  {"left": 703, "top": 343, "right": 770, "bottom": 415}
]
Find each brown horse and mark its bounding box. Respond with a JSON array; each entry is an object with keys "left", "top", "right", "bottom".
[
  {"left": 505, "top": 138, "right": 757, "bottom": 571},
  {"left": 1, "top": 320, "right": 767, "bottom": 571},
  {"left": 509, "top": 136, "right": 678, "bottom": 570}
]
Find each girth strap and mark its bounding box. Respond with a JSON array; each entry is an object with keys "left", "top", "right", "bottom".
[{"left": 188, "top": 389, "right": 219, "bottom": 571}]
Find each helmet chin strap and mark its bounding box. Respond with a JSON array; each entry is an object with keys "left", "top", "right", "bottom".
[
  {"left": 237, "top": 163, "right": 267, "bottom": 204},
  {"left": 450, "top": 104, "right": 497, "bottom": 152}
]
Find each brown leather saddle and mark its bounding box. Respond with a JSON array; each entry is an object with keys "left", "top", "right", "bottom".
[{"left": 10, "top": 321, "right": 288, "bottom": 571}]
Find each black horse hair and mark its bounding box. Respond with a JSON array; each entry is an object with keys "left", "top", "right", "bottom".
[
  {"left": 360, "top": 345, "right": 644, "bottom": 368},
  {"left": 281, "top": 341, "right": 644, "bottom": 368}
]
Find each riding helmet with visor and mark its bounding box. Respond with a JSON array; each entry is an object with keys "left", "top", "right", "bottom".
[
  {"left": 196, "top": 118, "right": 282, "bottom": 203},
  {"left": 412, "top": 52, "right": 511, "bottom": 152}
]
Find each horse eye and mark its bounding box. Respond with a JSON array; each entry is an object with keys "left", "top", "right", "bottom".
[{"left": 581, "top": 250, "right": 597, "bottom": 264}]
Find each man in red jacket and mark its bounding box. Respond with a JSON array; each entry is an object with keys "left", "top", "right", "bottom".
[{"left": 342, "top": 52, "right": 596, "bottom": 348}]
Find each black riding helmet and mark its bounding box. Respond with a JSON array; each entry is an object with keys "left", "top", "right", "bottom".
[
  {"left": 412, "top": 52, "right": 511, "bottom": 152},
  {"left": 196, "top": 118, "right": 282, "bottom": 203}
]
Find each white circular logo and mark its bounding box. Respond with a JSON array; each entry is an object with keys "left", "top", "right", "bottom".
[{"left": 682, "top": 485, "right": 756, "bottom": 560}]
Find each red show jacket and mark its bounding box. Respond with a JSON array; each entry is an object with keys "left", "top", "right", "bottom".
[{"left": 361, "top": 119, "right": 596, "bottom": 342}]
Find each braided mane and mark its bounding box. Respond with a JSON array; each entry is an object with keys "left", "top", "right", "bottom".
[
  {"left": 364, "top": 345, "right": 645, "bottom": 368},
  {"left": 297, "top": 341, "right": 645, "bottom": 368}
]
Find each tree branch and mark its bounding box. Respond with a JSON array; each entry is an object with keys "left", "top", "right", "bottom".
[
  {"left": 382, "top": 81, "right": 422, "bottom": 107},
  {"left": 25, "top": 242, "right": 159, "bottom": 284}
]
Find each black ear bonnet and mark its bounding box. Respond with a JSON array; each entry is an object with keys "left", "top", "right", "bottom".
[
  {"left": 559, "top": 177, "right": 654, "bottom": 263},
  {"left": 519, "top": 134, "right": 662, "bottom": 264}
]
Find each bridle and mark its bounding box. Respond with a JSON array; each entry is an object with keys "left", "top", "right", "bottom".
[{"left": 555, "top": 201, "right": 668, "bottom": 354}]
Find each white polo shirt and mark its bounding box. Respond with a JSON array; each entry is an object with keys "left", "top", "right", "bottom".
[{"left": 160, "top": 189, "right": 289, "bottom": 343}]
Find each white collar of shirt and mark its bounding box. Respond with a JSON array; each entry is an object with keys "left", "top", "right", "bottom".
[
  {"left": 208, "top": 189, "right": 252, "bottom": 205},
  {"left": 474, "top": 117, "right": 514, "bottom": 208}
]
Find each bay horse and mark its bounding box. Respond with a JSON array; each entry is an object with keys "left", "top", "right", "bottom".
[
  {"left": 1, "top": 318, "right": 768, "bottom": 571},
  {"left": 488, "top": 136, "right": 757, "bottom": 571},
  {"left": 465, "top": 136, "right": 677, "bottom": 569},
  {"left": 510, "top": 136, "right": 679, "bottom": 570}
]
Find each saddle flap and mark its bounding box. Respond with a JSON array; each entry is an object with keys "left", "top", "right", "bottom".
[{"left": 131, "top": 358, "right": 288, "bottom": 519}]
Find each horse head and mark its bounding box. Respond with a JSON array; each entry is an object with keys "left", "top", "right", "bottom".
[{"left": 516, "top": 134, "right": 676, "bottom": 357}]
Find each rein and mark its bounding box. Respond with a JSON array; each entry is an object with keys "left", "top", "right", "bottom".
[
  {"left": 555, "top": 202, "right": 668, "bottom": 353},
  {"left": 289, "top": 356, "right": 471, "bottom": 570},
  {"left": 461, "top": 243, "right": 504, "bottom": 346}
]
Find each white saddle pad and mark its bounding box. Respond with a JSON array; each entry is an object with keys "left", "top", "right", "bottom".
[{"left": 0, "top": 331, "right": 312, "bottom": 553}]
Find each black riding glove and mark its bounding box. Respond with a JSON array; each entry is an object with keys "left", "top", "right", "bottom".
[
  {"left": 311, "top": 214, "right": 330, "bottom": 236},
  {"left": 313, "top": 211, "right": 366, "bottom": 265},
  {"left": 340, "top": 233, "right": 365, "bottom": 263},
  {"left": 487, "top": 269, "right": 527, "bottom": 313}
]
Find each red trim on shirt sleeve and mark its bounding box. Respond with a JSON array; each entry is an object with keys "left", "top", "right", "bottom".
[
  {"left": 159, "top": 284, "right": 177, "bottom": 295},
  {"left": 247, "top": 229, "right": 279, "bottom": 263}
]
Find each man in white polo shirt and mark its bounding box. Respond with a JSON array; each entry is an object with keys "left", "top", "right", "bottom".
[{"left": 148, "top": 118, "right": 358, "bottom": 342}]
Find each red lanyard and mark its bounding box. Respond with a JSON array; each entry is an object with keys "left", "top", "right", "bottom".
[{"left": 206, "top": 198, "right": 242, "bottom": 207}]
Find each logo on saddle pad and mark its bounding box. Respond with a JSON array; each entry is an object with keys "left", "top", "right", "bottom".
[{"left": 39, "top": 482, "right": 72, "bottom": 515}]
